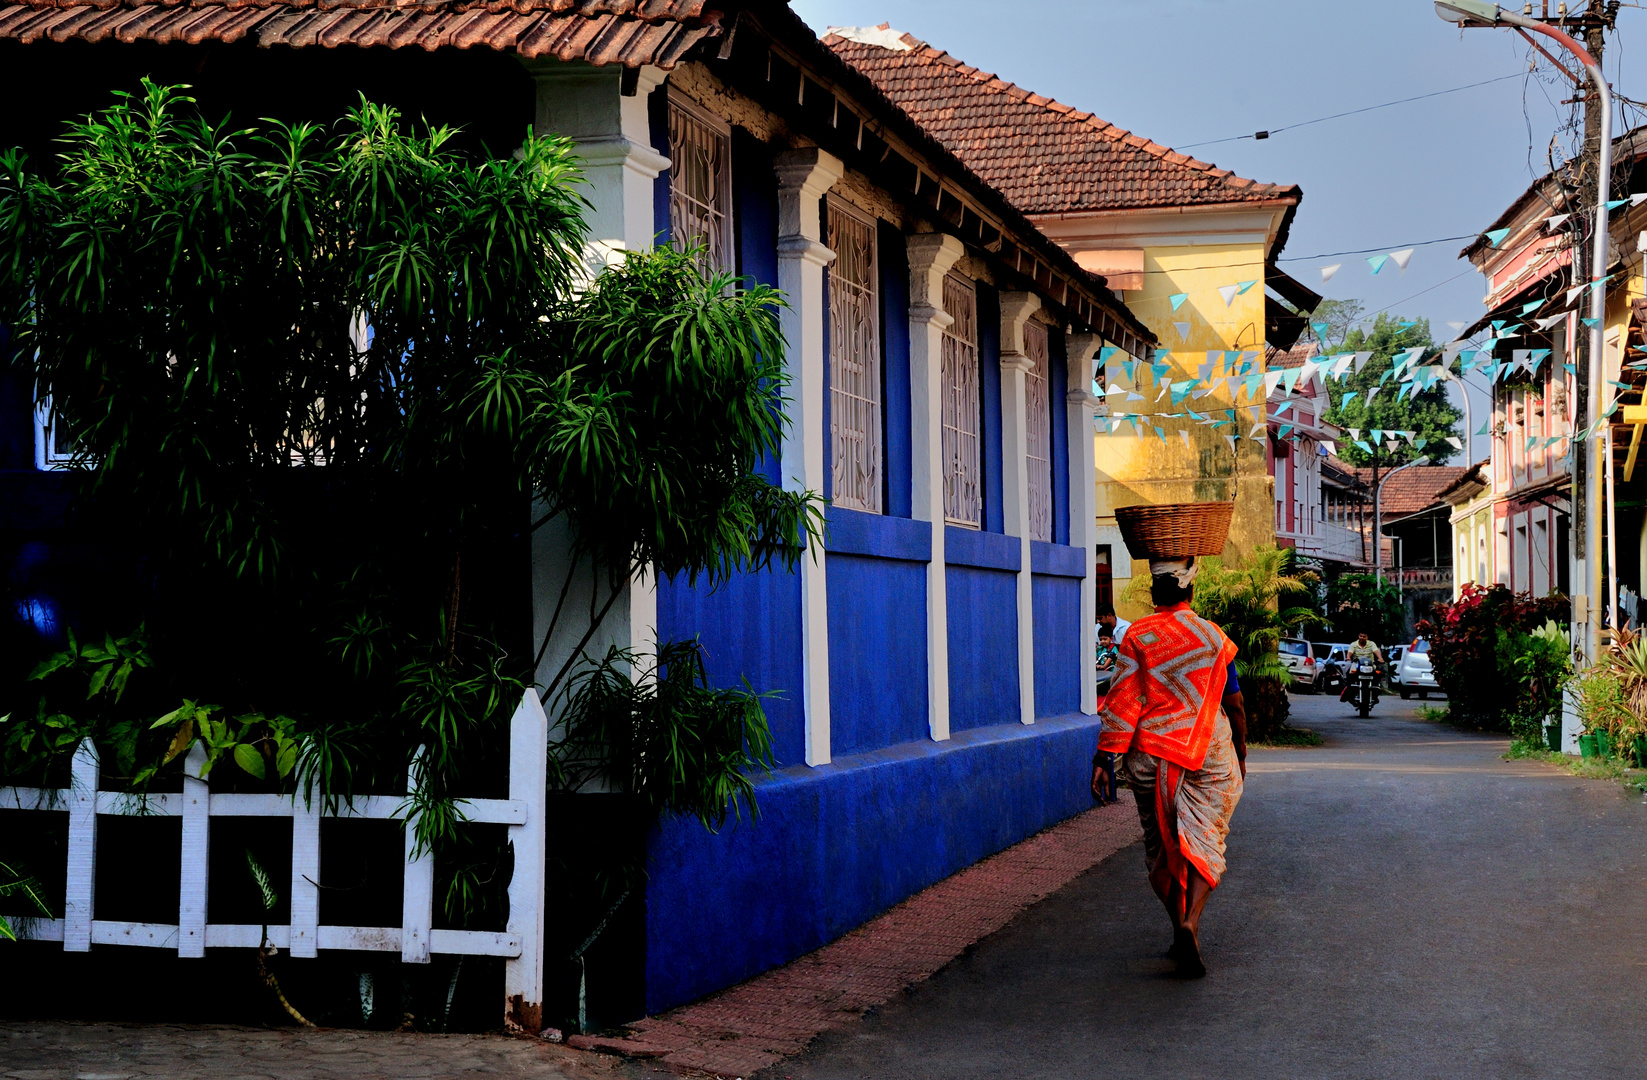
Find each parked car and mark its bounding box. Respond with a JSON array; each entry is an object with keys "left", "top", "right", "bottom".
[
  {"left": 1279, "top": 638, "right": 1320, "bottom": 692},
  {"left": 1386, "top": 645, "right": 1408, "bottom": 689},
  {"left": 1397, "top": 639, "right": 1440, "bottom": 698}
]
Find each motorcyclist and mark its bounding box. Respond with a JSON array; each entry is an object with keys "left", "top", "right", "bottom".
[{"left": 1338, "top": 631, "right": 1383, "bottom": 702}]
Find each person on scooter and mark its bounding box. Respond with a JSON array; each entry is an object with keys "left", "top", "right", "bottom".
[{"left": 1339, "top": 632, "right": 1383, "bottom": 701}]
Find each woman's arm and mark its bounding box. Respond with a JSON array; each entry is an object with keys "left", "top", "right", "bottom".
[{"left": 1222, "top": 691, "right": 1248, "bottom": 779}]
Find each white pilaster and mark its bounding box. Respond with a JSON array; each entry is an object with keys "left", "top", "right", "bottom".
[
  {"left": 527, "top": 62, "right": 667, "bottom": 691},
  {"left": 999, "top": 292, "right": 1042, "bottom": 726},
  {"left": 1066, "top": 332, "right": 1104, "bottom": 716},
  {"left": 906, "top": 232, "right": 966, "bottom": 742},
  {"left": 775, "top": 147, "right": 844, "bottom": 767}
]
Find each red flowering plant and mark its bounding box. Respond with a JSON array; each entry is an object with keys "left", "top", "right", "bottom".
[{"left": 1427, "top": 584, "right": 1569, "bottom": 732}]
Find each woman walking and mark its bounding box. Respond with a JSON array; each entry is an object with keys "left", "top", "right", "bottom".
[{"left": 1091, "top": 505, "right": 1248, "bottom": 978}]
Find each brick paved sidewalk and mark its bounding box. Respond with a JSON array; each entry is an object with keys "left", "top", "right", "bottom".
[
  {"left": 0, "top": 1021, "right": 624, "bottom": 1080},
  {"left": 569, "top": 799, "right": 1142, "bottom": 1078}
]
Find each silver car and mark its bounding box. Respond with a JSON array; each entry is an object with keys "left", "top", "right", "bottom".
[
  {"left": 1279, "top": 638, "right": 1321, "bottom": 692},
  {"left": 1397, "top": 639, "right": 1440, "bottom": 699}
]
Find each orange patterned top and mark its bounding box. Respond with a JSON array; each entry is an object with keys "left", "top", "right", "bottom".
[{"left": 1094, "top": 603, "right": 1239, "bottom": 771}]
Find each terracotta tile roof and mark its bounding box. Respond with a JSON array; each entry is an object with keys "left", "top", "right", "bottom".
[
  {"left": 0, "top": 0, "right": 718, "bottom": 63},
  {"left": 1356, "top": 465, "right": 1469, "bottom": 519},
  {"left": 1264, "top": 341, "right": 1319, "bottom": 370},
  {"left": 823, "top": 25, "right": 1301, "bottom": 218}
]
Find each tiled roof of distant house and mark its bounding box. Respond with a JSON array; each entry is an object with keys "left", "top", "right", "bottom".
[
  {"left": 823, "top": 24, "right": 1302, "bottom": 227},
  {"left": 1357, "top": 465, "right": 1469, "bottom": 520},
  {"left": 1265, "top": 341, "right": 1319, "bottom": 370},
  {"left": 0, "top": 0, "right": 719, "bottom": 64}
]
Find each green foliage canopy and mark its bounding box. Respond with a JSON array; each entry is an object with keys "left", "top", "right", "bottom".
[
  {"left": 1322, "top": 312, "right": 1462, "bottom": 468},
  {"left": 0, "top": 83, "right": 821, "bottom": 920}
]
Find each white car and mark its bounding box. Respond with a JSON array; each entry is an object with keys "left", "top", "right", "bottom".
[
  {"left": 1278, "top": 638, "right": 1321, "bottom": 692},
  {"left": 1397, "top": 639, "right": 1440, "bottom": 699}
]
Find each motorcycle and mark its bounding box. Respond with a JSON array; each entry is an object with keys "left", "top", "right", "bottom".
[{"left": 1344, "top": 660, "right": 1381, "bottom": 717}]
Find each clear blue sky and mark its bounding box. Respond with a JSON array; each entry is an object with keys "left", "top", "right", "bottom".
[{"left": 790, "top": 0, "right": 1647, "bottom": 463}]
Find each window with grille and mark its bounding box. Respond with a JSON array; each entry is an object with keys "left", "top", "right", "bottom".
[
  {"left": 667, "top": 97, "right": 732, "bottom": 273},
  {"left": 33, "top": 396, "right": 76, "bottom": 471},
  {"left": 1023, "top": 320, "right": 1053, "bottom": 542},
  {"left": 828, "top": 200, "right": 882, "bottom": 513},
  {"left": 941, "top": 275, "right": 981, "bottom": 527}
]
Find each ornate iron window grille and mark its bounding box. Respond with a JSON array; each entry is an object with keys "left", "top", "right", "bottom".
[
  {"left": 942, "top": 274, "right": 981, "bottom": 527},
  {"left": 827, "top": 202, "right": 881, "bottom": 514},
  {"left": 1024, "top": 319, "right": 1053, "bottom": 542}
]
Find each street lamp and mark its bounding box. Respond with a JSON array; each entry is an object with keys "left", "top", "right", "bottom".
[
  {"left": 1375, "top": 457, "right": 1425, "bottom": 587},
  {"left": 1435, "top": 0, "right": 1612, "bottom": 662}
]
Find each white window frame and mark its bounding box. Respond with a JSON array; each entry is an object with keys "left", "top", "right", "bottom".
[
  {"left": 34, "top": 396, "right": 76, "bottom": 471},
  {"left": 666, "top": 94, "right": 734, "bottom": 274},
  {"left": 826, "top": 197, "right": 882, "bottom": 514},
  {"left": 941, "top": 274, "right": 981, "bottom": 528},
  {"left": 1023, "top": 319, "right": 1053, "bottom": 542}
]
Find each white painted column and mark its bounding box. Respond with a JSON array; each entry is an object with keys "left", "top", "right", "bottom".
[
  {"left": 62, "top": 739, "right": 98, "bottom": 952},
  {"left": 999, "top": 292, "right": 1042, "bottom": 726},
  {"left": 775, "top": 147, "right": 844, "bottom": 767},
  {"left": 178, "top": 743, "right": 210, "bottom": 957},
  {"left": 527, "top": 62, "right": 669, "bottom": 691},
  {"left": 1066, "top": 332, "right": 1103, "bottom": 717},
  {"left": 906, "top": 233, "right": 965, "bottom": 743}
]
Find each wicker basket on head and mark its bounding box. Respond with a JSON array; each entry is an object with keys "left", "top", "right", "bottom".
[{"left": 1114, "top": 502, "right": 1234, "bottom": 562}]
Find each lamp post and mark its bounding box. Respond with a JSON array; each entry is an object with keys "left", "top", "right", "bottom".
[
  {"left": 1434, "top": 0, "right": 1612, "bottom": 662},
  {"left": 1375, "top": 457, "right": 1424, "bottom": 586}
]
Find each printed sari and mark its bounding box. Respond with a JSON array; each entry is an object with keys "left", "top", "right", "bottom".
[{"left": 1096, "top": 604, "right": 1242, "bottom": 897}]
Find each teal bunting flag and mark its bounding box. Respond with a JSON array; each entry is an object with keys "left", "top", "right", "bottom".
[
  {"left": 1582, "top": 317, "right": 1600, "bottom": 328},
  {"left": 1123, "top": 360, "right": 1137, "bottom": 381},
  {"left": 1356, "top": 440, "right": 1373, "bottom": 454},
  {"left": 1237, "top": 280, "right": 1257, "bottom": 295},
  {"left": 1099, "top": 346, "right": 1121, "bottom": 363},
  {"left": 1379, "top": 369, "right": 1396, "bottom": 385},
  {"left": 1521, "top": 300, "right": 1543, "bottom": 315},
  {"left": 1278, "top": 423, "right": 1294, "bottom": 439},
  {"left": 1491, "top": 320, "right": 1506, "bottom": 330},
  {"left": 1414, "top": 438, "right": 1427, "bottom": 451},
  {"left": 1485, "top": 227, "right": 1510, "bottom": 247},
  {"left": 1311, "top": 322, "right": 1329, "bottom": 340},
  {"left": 1563, "top": 363, "right": 1577, "bottom": 375},
  {"left": 1342, "top": 390, "right": 1359, "bottom": 407},
  {"left": 1154, "top": 348, "right": 1172, "bottom": 364},
  {"left": 1169, "top": 293, "right": 1189, "bottom": 311},
  {"left": 1151, "top": 362, "right": 1170, "bottom": 382},
  {"left": 1476, "top": 418, "right": 1491, "bottom": 436},
  {"left": 1368, "top": 254, "right": 1389, "bottom": 274}
]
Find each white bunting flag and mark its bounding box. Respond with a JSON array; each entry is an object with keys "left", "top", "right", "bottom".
[
  {"left": 1389, "top": 248, "right": 1415, "bottom": 272},
  {"left": 1175, "top": 321, "right": 1192, "bottom": 339},
  {"left": 1537, "top": 312, "right": 1568, "bottom": 330},
  {"left": 1263, "top": 370, "right": 1284, "bottom": 396},
  {"left": 1249, "top": 423, "right": 1267, "bottom": 439},
  {"left": 1353, "top": 351, "right": 1374, "bottom": 373},
  {"left": 1446, "top": 437, "right": 1463, "bottom": 449},
  {"left": 1321, "top": 263, "right": 1342, "bottom": 283},
  {"left": 1218, "top": 284, "right": 1240, "bottom": 307}
]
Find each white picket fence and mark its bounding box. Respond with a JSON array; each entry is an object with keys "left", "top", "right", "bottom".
[{"left": 0, "top": 689, "right": 550, "bottom": 1029}]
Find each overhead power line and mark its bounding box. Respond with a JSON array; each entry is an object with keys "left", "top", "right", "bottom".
[{"left": 1176, "top": 72, "right": 1528, "bottom": 150}]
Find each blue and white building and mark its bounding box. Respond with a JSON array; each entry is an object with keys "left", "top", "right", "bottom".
[{"left": 0, "top": 0, "right": 1155, "bottom": 1019}]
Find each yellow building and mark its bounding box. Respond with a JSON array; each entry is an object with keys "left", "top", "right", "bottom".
[{"left": 829, "top": 24, "right": 1309, "bottom": 616}]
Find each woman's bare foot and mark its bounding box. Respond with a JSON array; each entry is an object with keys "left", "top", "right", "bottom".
[{"left": 1173, "top": 927, "right": 1206, "bottom": 978}]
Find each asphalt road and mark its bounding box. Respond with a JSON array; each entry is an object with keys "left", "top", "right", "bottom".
[{"left": 763, "top": 692, "right": 1647, "bottom": 1080}]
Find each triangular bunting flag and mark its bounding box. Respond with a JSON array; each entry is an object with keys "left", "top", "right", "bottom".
[
  {"left": 1367, "top": 254, "right": 1389, "bottom": 274},
  {"left": 1390, "top": 249, "right": 1415, "bottom": 272},
  {"left": 1341, "top": 390, "right": 1359, "bottom": 407},
  {"left": 1321, "top": 264, "right": 1341, "bottom": 283},
  {"left": 1445, "top": 437, "right": 1462, "bottom": 449},
  {"left": 1175, "top": 321, "right": 1192, "bottom": 339},
  {"left": 1237, "top": 280, "right": 1257, "bottom": 295},
  {"left": 1169, "top": 293, "right": 1189, "bottom": 311},
  {"left": 1484, "top": 227, "right": 1510, "bottom": 247},
  {"left": 1356, "top": 440, "right": 1372, "bottom": 454},
  {"left": 1218, "top": 284, "right": 1239, "bottom": 307}
]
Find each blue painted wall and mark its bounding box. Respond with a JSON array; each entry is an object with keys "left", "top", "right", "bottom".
[
  {"left": 732, "top": 128, "right": 781, "bottom": 485},
  {"left": 648, "top": 85, "right": 670, "bottom": 246},
  {"left": 824, "top": 507, "right": 929, "bottom": 755},
  {"left": 657, "top": 567, "right": 807, "bottom": 769},
  {"left": 878, "top": 222, "right": 912, "bottom": 519},
  {"left": 1032, "top": 572, "right": 1082, "bottom": 719},
  {"left": 1049, "top": 329, "right": 1070, "bottom": 546},
  {"left": 944, "top": 527, "right": 1020, "bottom": 733},
  {"left": 643, "top": 711, "right": 1100, "bottom": 1014},
  {"left": 976, "top": 282, "right": 1004, "bottom": 534},
  {"left": 654, "top": 127, "right": 807, "bottom": 765}
]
